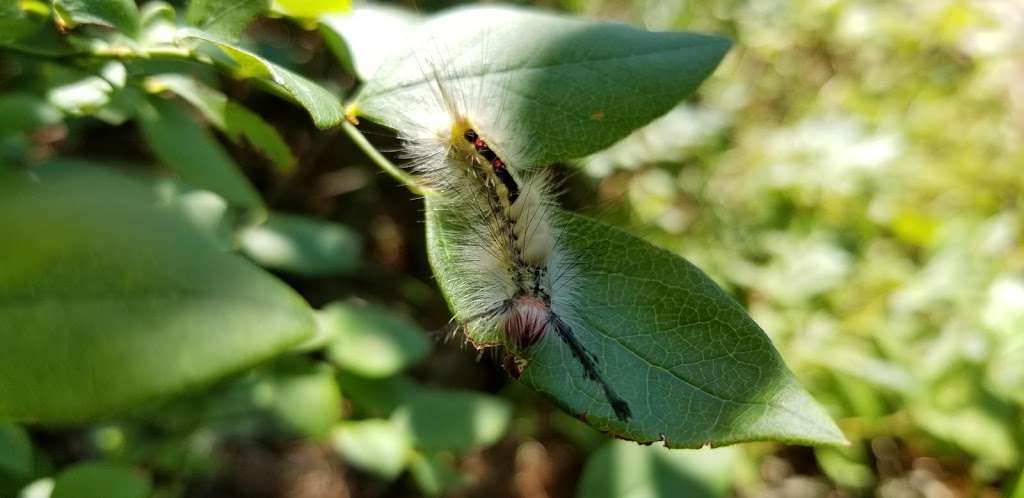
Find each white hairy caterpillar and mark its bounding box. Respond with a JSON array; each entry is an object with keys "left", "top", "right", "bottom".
[{"left": 374, "top": 50, "right": 634, "bottom": 422}]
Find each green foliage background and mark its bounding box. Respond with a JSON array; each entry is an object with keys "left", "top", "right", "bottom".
[{"left": 1, "top": 0, "right": 1022, "bottom": 497}]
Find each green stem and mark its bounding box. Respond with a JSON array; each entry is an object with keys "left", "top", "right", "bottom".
[{"left": 341, "top": 120, "right": 425, "bottom": 195}]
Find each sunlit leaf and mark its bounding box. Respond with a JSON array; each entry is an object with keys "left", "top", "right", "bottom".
[
  {"left": 185, "top": 0, "right": 267, "bottom": 41},
  {"left": 319, "top": 4, "right": 422, "bottom": 79},
  {"left": 320, "top": 301, "right": 430, "bottom": 377},
  {"left": 578, "top": 440, "right": 736, "bottom": 498},
  {"left": 351, "top": 5, "right": 730, "bottom": 167},
  {"left": 331, "top": 419, "right": 411, "bottom": 480},
  {"left": 272, "top": 0, "right": 349, "bottom": 19},
  {"left": 53, "top": 0, "right": 140, "bottom": 36},
  {"left": 183, "top": 31, "right": 346, "bottom": 129},
  {"left": 237, "top": 212, "right": 361, "bottom": 276},
  {"left": 391, "top": 387, "right": 511, "bottom": 452}
]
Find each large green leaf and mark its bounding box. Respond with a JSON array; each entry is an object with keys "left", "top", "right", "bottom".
[
  {"left": 0, "top": 163, "right": 315, "bottom": 424},
  {"left": 138, "top": 96, "right": 264, "bottom": 208},
  {"left": 183, "top": 31, "right": 346, "bottom": 129},
  {"left": 578, "top": 440, "right": 736, "bottom": 498},
  {"left": 50, "top": 461, "right": 149, "bottom": 498},
  {"left": 185, "top": 0, "right": 267, "bottom": 41},
  {"left": 53, "top": 0, "right": 140, "bottom": 36},
  {"left": 350, "top": 5, "right": 730, "bottom": 167},
  {"left": 425, "top": 197, "right": 844, "bottom": 447}
]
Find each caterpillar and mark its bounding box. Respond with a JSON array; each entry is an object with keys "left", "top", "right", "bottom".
[{"left": 385, "top": 59, "right": 633, "bottom": 422}]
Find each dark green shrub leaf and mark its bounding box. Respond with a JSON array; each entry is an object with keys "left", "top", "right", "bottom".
[
  {"left": 350, "top": 5, "right": 731, "bottom": 166},
  {"left": 149, "top": 75, "right": 296, "bottom": 171},
  {"left": 0, "top": 163, "right": 315, "bottom": 424},
  {"left": 185, "top": 0, "right": 266, "bottom": 41},
  {"left": 426, "top": 199, "right": 845, "bottom": 447},
  {"left": 578, "top": 440, "right": 736, "bottom": 498},
  {"left": 53, "top": 0, "right": 140, "bottom": 37},
  {"left": 0, "top": 423, "right": 31, "bottom": 479},
  {"left": 138, "top": 97, "right": 264, "bottom": 208},
  {"left": 51, "top": 461, "right": 149, "bottom": 498},
  {"left": 319, "top": 301, "right": 429, "bottom": 377},
  {"left": 183, "top": 31, "right": 346, "bottom": 129}
]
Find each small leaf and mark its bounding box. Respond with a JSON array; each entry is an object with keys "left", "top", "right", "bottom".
[
  {"left": 318, "top": 5, "right": 422, "bottom": 80},
  {"left": 53, "top": 0, "right": 140, "bottom": 36},
  {"left": 205, "top": 357, "right": 342, "bottom": 439},
  {"left": 138, "top": 96, "right": 264, "bottom": 208},
  {"left": 351, "top": 5, "right": 731, "bottom": 166},
  {"left": 185, "top": 0, "right": 267, "bottom": 41},
  {"left": 578, "top": 440, "right": 736, "bottom": 498},
  {"left": 426, "top": 199, "right": 846, "bottom": 447},
  {"left": 408, "top": 452, "right": 467, "bottom": 497},
  {"left": 272, "top": 0, "right": 349, "bottom": 19},
  {"left": 331, "top": 419, "right": 411, "bottom": 480},
  {"left": 0, "top": 423, "right": 32, "bottom": 479},
  {"left": 148, "top": 74, "right": 296, "bottom": 171},
  {"left": 334, "top": 372, "right": 416, "bottom": 417},
  {"left": 139, "top": 2, "right": 177, "bottom": 45},
  {"left": 320, "top": 301, "right": 430, "bottom": 377},
  {"left": 237, "top": 212, "right": 362, "bottom": 276},
  {"left": 391, "top": 387, "right": 511, "bottom": 452},
  {"left": 183, "top": 31, "right": 346, "bottom": 129},
  {"left": 51, "top": 462, "right": 149, "bottom": 498},
  {"left": 0, "top": 93, "right": 62, "bottom": 136},
  {"left": 0, "top": 163, "right": 315, "bottom": 424}
]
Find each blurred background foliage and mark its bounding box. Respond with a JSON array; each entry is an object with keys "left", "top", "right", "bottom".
[{"left": 1, "top": 0, "right": 1022, "bottom": 497}]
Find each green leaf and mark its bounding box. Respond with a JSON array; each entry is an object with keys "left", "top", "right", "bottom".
[
  {"left": 391, "top": 387, "right": 511, "bottom": 452},
  {"left": 205, "top": 357, "right": 342, "bottom": 439},
  {"left": 237, "top": 212, "right": 362, "bottom": 276},
  {"left": 138, "top": 96, "right": 264, "bottom": 208},
  {"left": 408, "top": 452, "right": 467, "bottom": 497},
  {"left": 0, "top": 3, "right": 74, "bottom": 56},
  {"left": 185, "top": 0, "right": 267, "bottom": 41},
  {"left": 331, "top": 419, "right": 411, "bottom": 480},
  {"left": 351, "top": 5, "right": 731, "bottom": 166},
  {"left": 0, "top": 163, "right": 315, "bottom": 424},
  {"left": 183, "top": 31, "right": 346, "bottom": 129},
  {"left": 148, "top": 75, "right": 296, "bottom": 171},
  {"left": 53, "top": 0, "right": 140, "bottom": 36},
  {"left": 578, "top": 440, "right": 736, "bottom": 498},
  {"left": 425, "top": 198, "right": 845, "bottom": 447},
  {"left": 0, "top": 93, "right": 62, "bottom": 136},
  {"left": 50, "top": 461, "right": 150, "bottom": 498},
  {"left": 318, "top": 5, "right": 422, "bottom": 80},
  {"left": 0, "top": 423, "right": 31, "bottom": 479},
  {"left": 320, "top": 301, "right": 430, "bottom": 377},
  {"left": 272, "top": 0, "right": 349, "bottom": 19}
]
